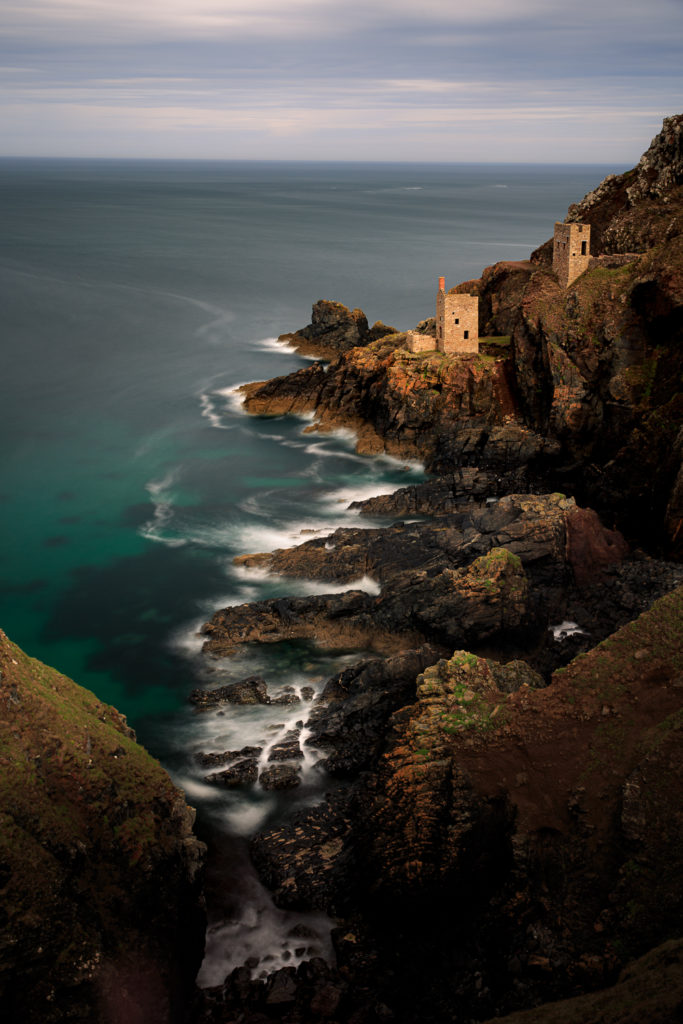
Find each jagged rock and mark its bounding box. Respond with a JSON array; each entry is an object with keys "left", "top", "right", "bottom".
[
  {"left": 204, "top": 759, "right": 259, "bottom": 787},
  {"left": 270, "top": 687, "right": 301, "bottom": 706},
  {"left": 189, "top": 675, "right": 270, "bottom": 707},
  {"left": 246, "top": 588, "right": 683, "bottom": 1021},
  {"left": 251, "top": 791, "right": 353, "bottom": 911},
  {"left": 268, "top": 730, "right": 304, "bottom": 762},
  {"left": 203, "top": 543, "right": 534, "bottom": 658},
  {"left": 309, "top": 645, "right": 442, "bottom": 775},
  {"left": 259, "top": 764, "right": 302, "bottom": 790},
  {"left": 233, "top": 493, "right": 575, "bottom": 588},
  {"left": 195, "top": 745, "right": 262, "bottom": 767},
  {"left": 349, "top": 470, "right": 533, "bottom": 515},
  {"left": 278, "top": 299, "right": 399, "bottom": 359}
]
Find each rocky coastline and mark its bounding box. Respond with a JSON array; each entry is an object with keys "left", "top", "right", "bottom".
[
  {"left": 3, "top": 116, "right": 682, "bottom": 1024},
  {"left": 196, "top": 115, "right": 683, "bottom": 1023}
]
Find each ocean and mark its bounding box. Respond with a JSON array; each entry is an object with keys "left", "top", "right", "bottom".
[{"left": 0, "top": 157, "right": 618, "bottom": 980}]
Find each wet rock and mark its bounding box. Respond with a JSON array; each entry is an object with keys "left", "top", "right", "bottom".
[
  {"left": 309, "top": 645, "right": 442, "bottom": 775},
  {"left": 259, "top": 764, "right": 302, "bottom": 790},
  {"left": 251, "top": 790, "right": 353, "bottom": 912},
  {"left": 204, "top": 758, "right": 258, "bottom": 787},
  {"left": 189, "top": 675, "right": 270, "bottom": 707},
  {"left": 270, "top": 686, "right": 301, "bottom": 705},
  {"left": 265, "top": 967, "right": 298, "bottom": 1004},
  {"left": 195, "top": 745, "right": 262, "bottom": 767},
  {"left": 301, "top": 685, "right": 315, "bottom": 701},
  {"left": 268, "top": 730, "right": 304, "bottom": 762}
]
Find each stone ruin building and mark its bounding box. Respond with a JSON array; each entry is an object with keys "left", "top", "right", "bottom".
[
  {"left": 553, "top": 221, "right": 591, "bottom": 287},
  {"left": 407, "top": 276, "right": 479, "bottom": 355}
]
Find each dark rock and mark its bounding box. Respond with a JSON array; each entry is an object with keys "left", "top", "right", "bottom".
[
  {"left": 309, "top": 645, "right": 442, "bottom": 775},
  {"left": 270, "top": 689, "right": 301, "bottom": 705},
  {"left": 268, "top": 730, "right": 304, "bottom": 762},
  {"left": 278, "top": 299, "right": 399, "bottom": 359},
  {"left": 195, "top": 745, "right": 262, "bottom": 767},
  {"left": 189, "top": 675, "right": 270, "bottom": 707},
  {"left": 259, "top": 764, "right": 302, "bottom": 790},
  {"left": 204, "top": 758, "right": 258, "bottom": 787},
  {"left": 265, "top": 967, "right": 297, "bottom": 1004}
]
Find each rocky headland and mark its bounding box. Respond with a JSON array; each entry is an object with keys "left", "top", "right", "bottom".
[
  {"left": 196, "top": 116, "right": 683, "bottom": 1023},
  {"left": 3, "top": 117, "right": 682, "bottom": 1024},
  {"left": 243, "top": 115, "right": 683, "bottom": 558}
]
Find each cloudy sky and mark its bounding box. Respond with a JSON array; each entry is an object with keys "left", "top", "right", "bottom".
[{"left": 1, "top": 0, "right": 682, "bottom": 162}]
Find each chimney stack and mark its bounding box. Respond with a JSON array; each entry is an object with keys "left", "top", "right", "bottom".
[{"left": 438, "top": 276, "right": 445, "bottom": 291}]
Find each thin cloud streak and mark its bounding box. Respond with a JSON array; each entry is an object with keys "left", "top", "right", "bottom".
[{"left": 0, "top": 0, "right": 681, "bottom": 159}]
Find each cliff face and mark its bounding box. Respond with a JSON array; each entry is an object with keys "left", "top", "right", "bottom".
[
  {"left": 241, "top": 335, "right": 558, "bottom": 478},
  {"left": 244, "top": 587, "right": 683, "bottom": 1023},
  {"left": 242, "top": 115, "right": 683, "bottom": 556},
  {"left": 0, "top": 630, "right": 205, "bottom": 1024}
]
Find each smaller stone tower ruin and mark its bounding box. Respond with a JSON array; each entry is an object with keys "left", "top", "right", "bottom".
[
  {"left": 553, "top": 222, "right": 591, "bottom": 288},
  {"left": 436, "top": 277, "right": 479, "bottom": 354}
]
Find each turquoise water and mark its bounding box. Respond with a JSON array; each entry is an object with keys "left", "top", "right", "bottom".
[
  {"left": 1, "top": 158, "right": 618, "bottom": 741},
  {"left": 2, "top": 156, "right": 621, "bottom": 978}
]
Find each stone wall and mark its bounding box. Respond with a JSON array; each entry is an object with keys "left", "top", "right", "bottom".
[
  {"left": 553, "top": 222, "right": 591, "bottom": 287},
  {"left": 406, "top": 330, "right": 436, "bottom": 353}
]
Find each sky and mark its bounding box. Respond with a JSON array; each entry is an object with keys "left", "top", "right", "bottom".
[{"left": 1, "top": 0, "right": 682, "bottom": 163}]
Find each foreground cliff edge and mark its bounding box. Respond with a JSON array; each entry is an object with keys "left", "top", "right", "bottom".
[{"left": 0, "top": 629, "right": 205, "bottom": 1024}]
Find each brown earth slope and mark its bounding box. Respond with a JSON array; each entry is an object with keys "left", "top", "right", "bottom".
[{"left": 0, "top": 630, "right": 205, "bottom": 1024}]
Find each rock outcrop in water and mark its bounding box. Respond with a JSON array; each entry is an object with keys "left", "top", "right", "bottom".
[
  {"left": 0, "top": 629, "right": 205, "bottom": 1024},
  {"left": 278, "top": 299, "right": 399, "bottom": 359},
  {"left": 241, "top": 116, "right": 683, "bottom": 557}
]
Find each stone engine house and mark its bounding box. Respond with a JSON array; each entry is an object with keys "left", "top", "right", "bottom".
[
  {"left": 553, "top": 222, "right": 591, "bottom": 288},
  {"left": 407, "top": 277, "right": 479, "bottom": 355}
]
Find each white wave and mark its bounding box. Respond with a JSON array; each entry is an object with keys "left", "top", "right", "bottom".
[
  {"left": 139, "top": 470, "right": 188, "bottom": 547},
  {"left": 253, "top": 335, "right": 299, "bottom": 354},
  {"left": 198, "top": 391, "right": 232, "bottom": 430},
  {"left": 145, "top": 468, "right": 180, "bottom": 499},
  {"left": 295, "top": 575, "right": 380, "bottom": 597},
  {"left": 168, "top": 620, "right": 206, "bottom": 659},
  {"left": 375, "top": 452, "right": 425, "bottom": 474},
  {"left": 224, "top": 798, "right": 276, "bottom": 837},
  {"left": 232, "top": 520, "right": 334, "bottom": 555},
  {"left": 303, "top": 441, "right": 366, "bottom": 463},
  {"left": 171, "top": 774, "right": 225, "bottom": 803},
  {"left": 321, "top": 480, "right": 401, "bottom": 508},
  {"left": 551, "top": 620, "right": 587, "bottom": 641},
  {"left": 217, "top": 382, "right": 252, "bottom": 415},
  {"left": 197, "top": 894, "right": 334, "bottom": 987}
]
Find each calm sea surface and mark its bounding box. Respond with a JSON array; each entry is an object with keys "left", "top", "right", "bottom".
[{"left": 0, "top": 158, "right": 619, "bottom": 978}]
